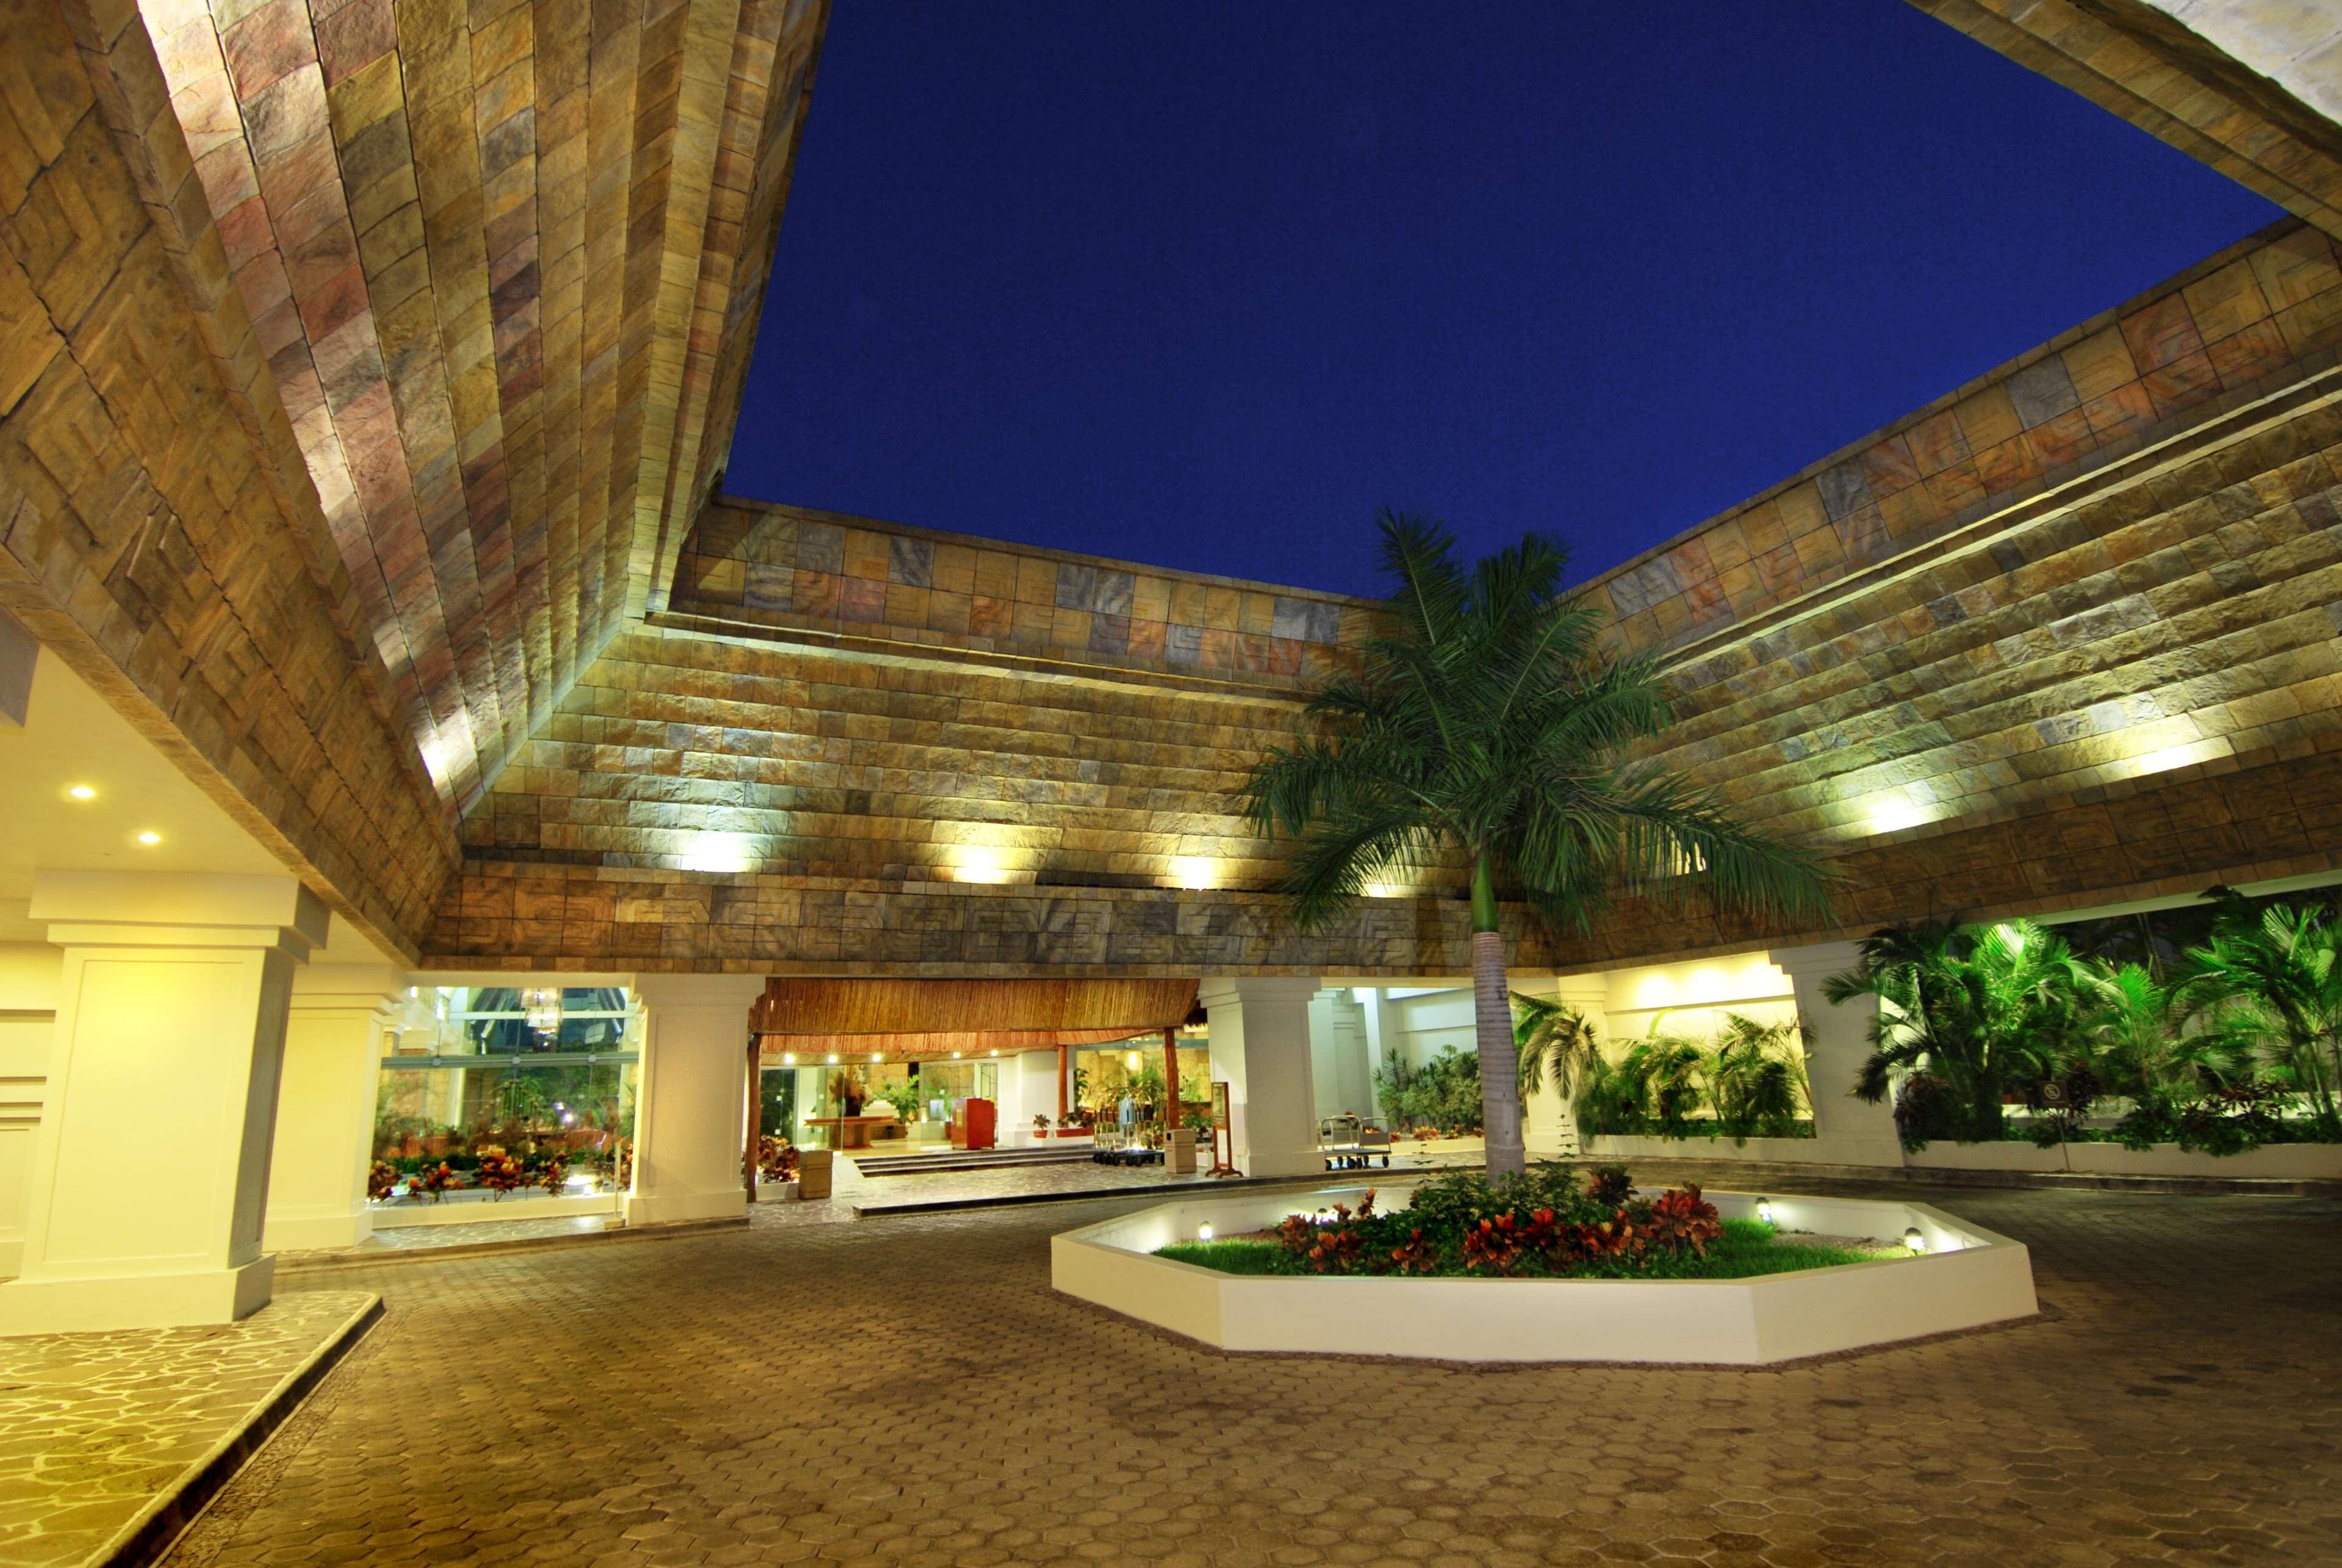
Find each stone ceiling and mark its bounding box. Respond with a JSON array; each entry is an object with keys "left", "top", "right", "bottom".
[{"left": 138, "top": 0, "right": 826, "bottom": 810}]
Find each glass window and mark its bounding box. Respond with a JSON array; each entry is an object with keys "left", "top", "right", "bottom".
[{"left": 370, "top": 987, "right": 639, "bottom": 1205}]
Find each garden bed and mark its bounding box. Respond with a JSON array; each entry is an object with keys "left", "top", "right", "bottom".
[
  {"left": 1052, "top": 1180, "right": 2035, "bottom": 1364},
  {"left": 370, "top": 1189, "right": 620, "bottom": 1228}
]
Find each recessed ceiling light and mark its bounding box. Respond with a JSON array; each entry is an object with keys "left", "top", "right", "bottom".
[
  {"left": 66, "top": 785, "right": 96, "bottom": 800},
  {"left": 135, "top": 830, "right": 162, "bottom": 846}
]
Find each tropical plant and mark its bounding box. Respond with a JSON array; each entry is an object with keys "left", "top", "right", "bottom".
[
  {"left": 1373, "top": 1045, "right": 1484, "bottom": 1135},
  {"left": 1240, "top": 512, "right": 1830, "bottom": 1175},
  {"left": 1825, "top": 918, "right": 2085, "bottom": 1146},
  {"left": 1513, "top": 994, "right": 1601, "bottom": 1110},
  {"left": 1704, "top": 1013, "right": 1811, "bottom": 1142},
  {"left": 2177, "top": 893, "right": 2342, "bottom": 1129},
  {"left": 494, "top": 1073, "right": 550, "bottom": 1126}
]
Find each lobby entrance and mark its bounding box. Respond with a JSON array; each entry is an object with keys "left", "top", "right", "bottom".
[{"left": 747, "top": 977, "right": 1217, "bottom": 1204}]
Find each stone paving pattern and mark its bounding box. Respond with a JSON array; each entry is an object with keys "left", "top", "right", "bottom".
[
  {"left": 158, "top": 1179, "right": 2342, "bottom": 1567},
  {"left": 0, "top": 1289, "right": 375, "bottom": 1568}
]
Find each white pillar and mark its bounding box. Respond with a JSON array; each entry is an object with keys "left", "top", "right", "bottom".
[
  {"left": 1198, "top": 977, "right": 1320, "bottom": 1178},
  {"left": 0, "top": 872, "right": 326, "bottom": 1334},
  {"left": 0, "top": 944, "right": 63, "bottom": 1280},
  {"left": 623, "top": 974, "right": 763, "bottom": 1226},
  {"left": 1772, "top": 940, "right": 1906, "bottom": 1167},
  {"left": 262, "top": 968, "right": 402, "bottom": 1253}
]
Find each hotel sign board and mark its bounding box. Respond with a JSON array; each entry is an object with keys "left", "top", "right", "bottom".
[{"left": 1210, "top": 1082, "right": 1230, "bottom": 1130}]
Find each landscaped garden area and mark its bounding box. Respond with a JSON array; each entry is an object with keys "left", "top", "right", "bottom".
[
  {"left": 1155, "top": 1163, "right": 1892, "bottom": 1279},
  {"left": 1826, "top": 890, "right": 2342, "bottom": 1155}
]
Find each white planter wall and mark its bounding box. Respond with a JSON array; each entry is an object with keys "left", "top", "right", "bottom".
[{"left": 1052, "top": 1182, "right": 2037, "bottom": 1365}]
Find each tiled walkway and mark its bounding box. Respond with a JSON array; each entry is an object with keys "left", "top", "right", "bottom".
[
  {"left": 0, "top": 1291, "right": 376, "bottom": 1568},
  {"left": 152, "top": 1174, "right": 2342, "bottom": 1566}
]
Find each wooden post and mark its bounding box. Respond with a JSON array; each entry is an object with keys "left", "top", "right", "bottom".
[
  {"left": 1162, "top": 1026, "right": 1179, "bottom": 1125},
  {"left": 1057, "top": 1042, "right": 1068, "bottom": 1129},
  {"left": 743, "top": 1038, "right": 761, "bottom": 1201}
]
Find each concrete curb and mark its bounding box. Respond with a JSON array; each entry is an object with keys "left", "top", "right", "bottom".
[
  {"left": 95, "top": 1293, "right": 383, "bottom": 1568},
  {"left": 278, "top": 1214, "right": 749, "bottom": 1273}
]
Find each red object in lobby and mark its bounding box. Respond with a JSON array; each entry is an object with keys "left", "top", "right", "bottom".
[{"left": 960, "top": 1097, "right": 996, "bottom": 1150}]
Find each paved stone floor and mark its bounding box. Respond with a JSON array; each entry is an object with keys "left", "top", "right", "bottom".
[
  {"left": 0, "top": 1291, "right": 375, "bottom": 1567},
  {"left": 163, "top": 1176, "right": 2340, "bottom": 1567}
]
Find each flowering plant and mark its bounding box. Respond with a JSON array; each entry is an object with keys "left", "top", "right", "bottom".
[
  {"left": 475, "top": 1146, "right": 525, "bottom": 1197},
  {"left": 417, "top": 1161, "right": 461, "bottom": 1201},
  {"left": 367, "top": 1160, "right": 400, "bottom": 1202}
]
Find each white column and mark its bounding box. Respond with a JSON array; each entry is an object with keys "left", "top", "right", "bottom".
[
  {"left": 624, "top": 974, "right": 764, "bottom": 1226},
  {"left": 1198, "top": 977, "right": 1320, "bottom": 1178},
  {"left": 0, "top": 872, "right": 326, "bottom": 1334},
  {"left": 262, "top": 967, "right": 403, "bottom": 1252},
  {"left": 0, "top": 944, "right": 63, "bottom": 1279},
  {"left": 1772, "top": 940, "right": 1906, "bottom": 1167}
]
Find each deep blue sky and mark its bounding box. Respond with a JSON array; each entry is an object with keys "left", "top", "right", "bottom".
[{"left": 728, "top": 3, "right": 2280, "bottom": 597}]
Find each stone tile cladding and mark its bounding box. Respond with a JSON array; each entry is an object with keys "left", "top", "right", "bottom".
[
  {"left": 1, "top": 0, "right": 454, "bottom": 958},
  {"left": 669, "top": 500, "right": 1371, "bottom": 690},
  {"left": 130, "top": 0, "right": 826, "bottom": 808},
  {"left": 436, "top": 219, "right": 2342, "bottom": 974},
  {"left": 1913, "top": 0, "right": 2342, "bottom": 243},
  {"left": 1587, "top": 219, "right": 2342, "bottom": 653}
]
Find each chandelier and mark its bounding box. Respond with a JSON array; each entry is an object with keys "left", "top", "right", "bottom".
[{"left": 522, "top": 986, "right": 563, "bottom": 1037}]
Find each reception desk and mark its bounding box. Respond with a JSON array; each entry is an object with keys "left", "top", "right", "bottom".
[{"left": 803, "top": 1115, "right": 896, "bottom": 1150}]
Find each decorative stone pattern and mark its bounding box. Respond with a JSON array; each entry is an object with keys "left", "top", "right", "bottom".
[
  {"left": 442, "top": 232, "right": 2342, "bottom": 973},
  {"left": 0, "top": 1289, "right": 375, "bottom": 1568},
  {"left": 1643, "top": 355, "right": 2342, "bottom": 852},
  {"left": 1551, "top": 740, "right": 2342, "bottom": 973},
  {"left": 165, "top": 1182, "right": 2342, "bottom": 1565},
  {"left": 453, "top": 620, "right": 1382, "bottom": 894},
  {"left": 670, "top": 500, "right": 1370, "bottom": 689},
  {"left": 427, "top": 859, "right": 1545, "bottom": 975},
  {"left": 128, "top": 0, "right": 828, "bottom": 808},
  {"left": 0, "top": 0, "right": 458, "bottom": 960},
  {"left": 1914, "top": 0, "right": 2342, "bottom": 242},
  {"left": 1586, "top": 220, "right": 2342, "bottom": 655}
]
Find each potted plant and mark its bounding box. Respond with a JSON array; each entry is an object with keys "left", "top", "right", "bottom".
[{"left": 828, "top": 1068, "right": 867, "bottom": 1117}]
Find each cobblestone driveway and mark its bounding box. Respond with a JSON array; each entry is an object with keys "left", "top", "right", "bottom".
[{"left": 170, "top": 1179, "right": 2342, "bottom": 1566}]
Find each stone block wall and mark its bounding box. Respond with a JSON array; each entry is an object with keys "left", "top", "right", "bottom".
[
  {"left": 454, "top": 621, "right": 1368, "bottom": 894},
  {"left": 1, "top": 0, "right": 456, "bottom": 960},
  {"left": 1590, "top": 220, "right": 2342, "bottom": 653},
  {"left": 668, "top": 500, "right": 1370, "bottom": 690},
  {"left": 1648, "top": 361, "right": 2342, "bottom": 849}
]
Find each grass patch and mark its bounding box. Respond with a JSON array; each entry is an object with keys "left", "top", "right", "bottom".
[{"left": 1157, "top": 1216, "right": 1898, "bottom": 1281}]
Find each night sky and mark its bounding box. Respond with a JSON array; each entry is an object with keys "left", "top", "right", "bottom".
[{"left": 727, "top": 3, "right": 2281, "bottom": 599}]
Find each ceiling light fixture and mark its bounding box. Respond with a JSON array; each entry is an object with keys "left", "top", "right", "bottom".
[
  {"left": 66, "top": 785, "right": 95, "bottom": 800},
  {"left": 135, "top": 830, "right": 161, "bottom": 846}
]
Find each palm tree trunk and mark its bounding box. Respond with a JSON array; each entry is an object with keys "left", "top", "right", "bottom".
[{"left": 1470, "top": 854, "right": 1525, "bottom": 1179}]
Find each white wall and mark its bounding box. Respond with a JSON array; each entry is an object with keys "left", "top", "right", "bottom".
[
  {"left": 0, "top": 944, "right": 61, "bottom": 1279},
  {"left": 1595, "top": 952, "right": 1797, "bottom": 1051}
]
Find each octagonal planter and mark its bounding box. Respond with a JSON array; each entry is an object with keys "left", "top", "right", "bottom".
[{"left": 1052, "top": 1185, "right": 2036, "bottom": 1365}]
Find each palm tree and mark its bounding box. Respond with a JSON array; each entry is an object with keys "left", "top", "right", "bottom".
[
  {"left": 2077, "top": 963, "right": 2182, "bottom": 1102},
  {"left": 1513, "top": 993, "right": 1601, "bottom": 1108},
  {"left": 1240, "top": 513, "right": 1830, "bottom": 1177},
  {"left": 1704, "top": 1012, "right": 1812, "bottom": 1142},
  {"left": 1826, "top": 918, "right": 2084, "bottom": 1142},
  {"left": 2179, "top": 896, "right": 2342, "bottom": 1127}
]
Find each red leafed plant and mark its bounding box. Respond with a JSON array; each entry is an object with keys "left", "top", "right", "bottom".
[
  {"left": 536, "top": 1153, "right": 569, "bottom": 1194},
  {"left": 417, "top": 1162, "right": 461, "bottom": 1201},
  {"left": 366, "top": 1161, "right": 398, "bottom": 1202},
  {"left": 1385, "top": 1228, "right": 1440, "bottom": 1275},
  {"left": 475, "top": 1146, "right": 525, "bottom": 1198},
  {"left": 1640, "top": 1185, "right": 1723, "bottom": 1255}
]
